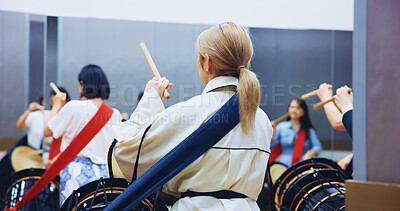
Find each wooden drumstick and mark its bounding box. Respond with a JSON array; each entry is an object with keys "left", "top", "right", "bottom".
[
  {"left": 273, "top": 113, "right": 289, "bottom": 124},
  {"left": 139, "top": 42, "right": 170, "bottom": 99},
  {"left": 50, "top": 82, "right": 66, "bottom": 101},
  {"left": 313, "top": 88, "right": 352, "bottom": 110},
  {"left": 301, "top": 84, "right": 332, "bottom": 100}
]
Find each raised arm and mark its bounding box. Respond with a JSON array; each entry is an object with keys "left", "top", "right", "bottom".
[
  {"left": 334, "top": 85, "right": 354, "bottom": 137},
  {"left": 113, "top": 78, "right": 175, "bottom": 180},
  {"left": 43, "top": 92, "right": 66, "bottom": 137},
  {"left": 316, "top": 83, "right": 346, "bottom": 131},
  {"left": 16, "top": 102, "right": 40, "bottom": 130}
]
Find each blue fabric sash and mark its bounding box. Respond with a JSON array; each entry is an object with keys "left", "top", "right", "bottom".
[{"left": 104, "top": 92, "right": 239, "bottom": 211}]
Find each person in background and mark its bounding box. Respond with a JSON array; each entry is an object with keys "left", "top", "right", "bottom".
[
  {"left": 270, "top": 98, "right": 322, "bottom": 167},
  {"left": 43, "top": 64, "right": 121, "bottom": 205},
  {"left": 16, "top": 88, "right": 70, "bottom": 150}
]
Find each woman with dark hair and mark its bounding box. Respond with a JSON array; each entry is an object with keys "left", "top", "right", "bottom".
[
  {"left": 269, "top": 98, "right": 322, "bottom": 167},
  {"left": 43, "top": 64, "right": 121, "bottom": 204}
]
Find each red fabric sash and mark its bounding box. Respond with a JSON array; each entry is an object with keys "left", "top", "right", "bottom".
[
  {"left": 6, "top": 102, "right": 114, "bottom": 211},
  {"left": 269, "top": 128, "right": 306, "bottom": 165},
  {"left": 49, "top": 137, "right": 62, "bottom": 160}
]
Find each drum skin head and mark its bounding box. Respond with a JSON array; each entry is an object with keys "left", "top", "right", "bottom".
[
  {"left": 11, "top": 146, "right": 43, "bottom": 172},
  {"left": 269, "top": 163, "right": 288, "bottom": 185}
]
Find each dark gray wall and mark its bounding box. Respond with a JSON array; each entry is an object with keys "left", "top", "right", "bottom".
[
  {"left": 250, "top": 28, "right": 352, "bottom": 142},
  {"left": 29, "top": 20, "right": 45, "bottom": 103},
  {"left": 44, "top": 17, "right": 59, "bottom": 107},
  {"left": 58, "top": 18, "right": 210, "bottom": 113},
  {"left": 0, "top": 11, "right": 28, "bottom": 138}
]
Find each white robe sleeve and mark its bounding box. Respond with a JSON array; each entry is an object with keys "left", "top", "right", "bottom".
[{"left": 113, "top": 88, "right": 178, "bottom": 181}]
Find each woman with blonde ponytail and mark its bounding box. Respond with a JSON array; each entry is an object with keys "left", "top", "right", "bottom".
[{"left": 114, "top": 22, "right": 273, "bottom": 210}]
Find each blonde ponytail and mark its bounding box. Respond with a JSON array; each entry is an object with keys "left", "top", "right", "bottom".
[
  {"left": 196, "top": 22, "right": 261, "bottom": 135},
  {"left": 238, "top": 68, "right": 260, "bottom": 135}
]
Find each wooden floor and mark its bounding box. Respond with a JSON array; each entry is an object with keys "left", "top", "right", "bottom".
[{"left": 0, "top": 138, "right": 19, "bottom": 151}]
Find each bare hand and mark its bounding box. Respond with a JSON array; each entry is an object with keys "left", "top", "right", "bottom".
[
  {"left": 28, "top": 102, "right": 40, "bottom": 112},
  {"left": 316, "top": 83, "right": 333, "bottom": 101},
  {"left": 121, "top": 112, "right": 129, "bottom": 120},
  {"left": 302, "top": 150, "right": 318, "bottom": 160},
  {"left": 338, "top": 154, "right": 353, "bottom": 170},
  {"left": 271, "top": 120, "right": 277, "bottom": 128},
  {"left": 334, "top": 85, "right": 353, "bottom": 113},
  {"left": 53, "top": 92, "right": 67, "bottom": 109},
  {"left": 145, "top": 77, "right": 173, "bottom": 100}
]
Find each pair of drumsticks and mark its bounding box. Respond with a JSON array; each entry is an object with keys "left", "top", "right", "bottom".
[
  {"left": 300, "top": 85, "right": 333, "bottom": 106},
  {"left": 273, "top": 85, "right": 352, "bottom": 124},
  {"left": 301, "top": 85, "right": 352, "bottom": 110}
]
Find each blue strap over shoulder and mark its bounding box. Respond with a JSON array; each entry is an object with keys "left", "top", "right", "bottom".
[{"left": 105, "top": 92, "right": 239, "bottom": 211}]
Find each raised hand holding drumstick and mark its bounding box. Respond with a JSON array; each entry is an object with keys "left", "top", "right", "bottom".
[
  {"left": 145, "top": 77, "right": 173, "bottom": 100},
  {"left": 316, "top": 83, "right": 346, "bottom": 131},
  {"left": 49, "top": 82, "right": 67, "bottom": 111},
  {"left": 313, "top": 88, "right": 352, "bottom": 110},
  {"left": 334, "top": 85, "right": 353, "bottom": 114},
  {"left": 139, "top": 42, "right": 172, "bottom": 100},
  {"left": 316, "top": 83, "right": 333, "bottom": 101},
  {"left": 301, "top": 84, "right": 332, "bottom": 100}
]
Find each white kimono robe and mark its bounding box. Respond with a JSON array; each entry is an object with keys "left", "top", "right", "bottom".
[{"left": 113, "top": 76, "right": 273, "bottom": 210}]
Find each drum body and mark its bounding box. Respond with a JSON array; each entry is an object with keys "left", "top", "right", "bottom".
[
  {"left": 0, "top": 141, "right": 43, "bottom": 210},
  {"left": 61, "top": 177, "right": 168, "bottom": 211},
  {"left": 0, "top": 136, "right": 28, "bottom": 184},
  {"left": 282, "top": 169, "right": 347, "bottom": 211},
  {"left": 258, "top": 162, "right": 288, "bottom": 210},
  {"left": 271, "top": 158, "right": 350, "bottom": 211},
  {"left": 3, "top": 168, "right": 60, "bottom": 211}
]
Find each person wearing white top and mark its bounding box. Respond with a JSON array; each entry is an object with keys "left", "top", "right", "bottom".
[
  {"left": 113, "top": 22, "right": 272, "bottom": 211},
  {"left": 16, "top": 88, "right": 70, "bottom": 150},
  {"left": 18, "top": 108, "right": 51, "bottom": 150},
  {"left": 44, "top": 64, "right": 122, "bottom": 205}
]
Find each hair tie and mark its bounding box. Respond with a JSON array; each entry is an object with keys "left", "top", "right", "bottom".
[{"left": 237, "top": 66, "right": 245, "bottom": 71}]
